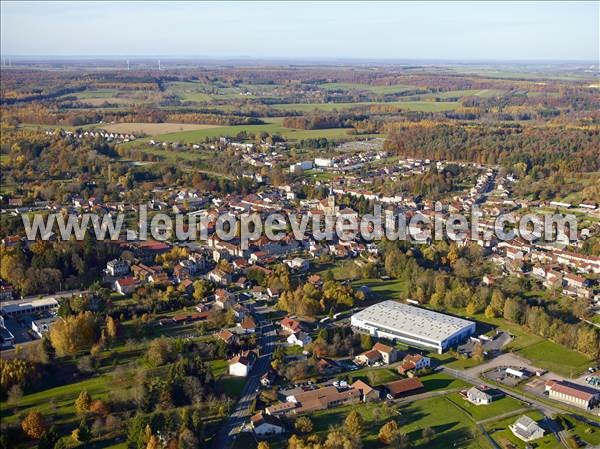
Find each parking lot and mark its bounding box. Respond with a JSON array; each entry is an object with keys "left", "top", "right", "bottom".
[
  {"left": 483, "top": 366, "right": 534, "bottom": 387},
  {"left": 457, "top": 331, "right": 511, "bottom": 357}
]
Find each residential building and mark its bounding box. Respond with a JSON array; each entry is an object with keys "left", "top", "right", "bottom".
[
  {"left": 228, "top": 351, "right": 256, "bottom": 377},
  {"left": 250, "top": 412, "right": 285, "bottom": 436},
  {"left": 351, "top": 380, "right": 380, "bottom": 402},
  {"left": 105, "top": 259, "right": 130, "bottom": 277},
  {"left": 354, "top": 349, "right": 382, "bottom": 366},
  {"left": 397, "top": 354, "right": 431, "bottom": 375},
  {"left": 280, "top": 317, "right": 302, "bottom": 335},
  {"left": 509, "top": 415, "right": 545, "bottom": 442},
  {"left": 114, "top": 277, "right": 139, "bottom": 296},
  {"left": 285, "top": 385, "right": 361, "bottom": 414},
  {"left": 372, "top": 342, "right": 398, "bottom": 364},
  {"left": 287, "top": 331, "right": 312, "bottom": 347},
  {"left": 465, "top": 386, "right": 502, "bottom": 405},
  {"left": 238, "top": 316, "right": 257, "bottom": 334},
  {"left": 216, "top": 329, "right": 239, "bottom": 346}
]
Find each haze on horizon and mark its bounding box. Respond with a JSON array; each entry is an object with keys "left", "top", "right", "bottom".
[{"left": 1, "top": 1, "right": 599, "bottom": 62}]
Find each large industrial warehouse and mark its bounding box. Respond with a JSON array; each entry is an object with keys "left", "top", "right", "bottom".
[{"left": 351, "top": 300, "right": 476, "bottom": 354}]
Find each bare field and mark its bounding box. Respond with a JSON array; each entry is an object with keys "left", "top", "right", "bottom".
[{"left": 102, "top": 122, "right": 220, "bottom": 135}]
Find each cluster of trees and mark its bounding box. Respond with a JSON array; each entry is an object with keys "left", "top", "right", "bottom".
[
  {"left": 379, "top": 240, "right": 600, "bottom": 358},
  {"left": 283, "top": 112, "right": 367, "bottom": 130},
  {"left": 310, "top": 327, "right": 363, "bottom": 358},
  {"left": 385, "top": 122, "right": 600, "bottom": 177},
  {"left": 0, "top": 358, "right": 41, "bottom": 400},
  {"left": 385, "top": 164, "right": 470, "bottom": 199},
  {"left": 0, "top": 238, "right": 119, "bottom": 295},
  {"left": 277, "top": 280, "right": 364, "bottom": 316}
]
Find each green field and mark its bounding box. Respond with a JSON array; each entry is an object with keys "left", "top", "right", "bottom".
[
  {"left": 68, "top": 88, "right": 119, "bottom": 99},
  {"left": 397, "top": 396, "right": 493, "bottom": 449},
  {"left": 306, "top": 396, "right": 492, "bottom": 449},
  {"left": 453, "top": 309, "right": 592, "bottom": 377},
  {"left": 209, "top": 359, "right": 229, "bottom": 378},
  {"left": 319, "top": 82, "right": 417, "bottom": 94},
  {"left": 166, "top": 81, "right": 216, "bottom": 102},
  {"left": 558, "top": 414, "right": 600, "bottom": 447},
  {"left": 349, "top": 367, "right": 401, "bottom": 386},
  {"left": 350, "top": 278, "right": 410, "bottom": 301},
  {"left": 0, "top": 374, "right": 115, "bottom": 426},
  {"left": 445, "top": 393, "right": 527, "bottom": 422},
  {"left": 516, "top": 340, "right": 593, "bottom": 377},
  {"left": 217, "top": 376, "right": 246, "bottom": 398},
  {"left": 125, "top": 118, "right": 382, "bottom": 144},
  {"left": 425, "top": 88, "right": 506, "bottom": 99},
  {"left": 270, "top": 100, "right": 461, "bottom": 112},
  {"left": 420, "top": 372, "right": 469, "bottom": 392}
]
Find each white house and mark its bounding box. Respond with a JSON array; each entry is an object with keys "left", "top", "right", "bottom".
[
  {"left": 466, "top": 386, "right": 493, "bottom": 405},
  {"left": 228, "top": 351, "right": 256, "bottom": 377},
  {"left": 509, "top": 415, "right": 545, "bottom": 442},
  {"left": 287, "top": 331, "right": 312, "bottom": 347},
  {"left": 114, "top": 277, "right": 139, "bottom": 296},
  {"left": 31, "top": 316, "right": 59, "bottom": 338},
  {"left": 250, "top": 412, "right": 285, "bottom": 436},
  {"left": 285, "top": 257, "right": 309, "bottom": 272},
  {"left": 105, "top": 259, "right": 130, "bottom": 277}
]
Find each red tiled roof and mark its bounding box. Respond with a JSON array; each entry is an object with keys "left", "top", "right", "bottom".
[
  {"left": 117, "top": 277, "right": 138, "bottom": 286},
  {"left": 546, "top": 380, "right": 599, "bottom": 401},
  {"left": 386, "top": 377, "right": 424, "bottom": 396},
  {"left": 373, "top": 342, "right": 394, "bottom": 354}
]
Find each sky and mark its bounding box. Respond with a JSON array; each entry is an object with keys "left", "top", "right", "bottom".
[{"left": 1, "top": 1, "right": 598, "bottom": 61}]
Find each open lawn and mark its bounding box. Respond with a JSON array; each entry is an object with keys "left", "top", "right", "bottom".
[
  {"left": 0, "top": 374, "right": 116, "bottom": 426},
  {"left": 209, "top": 359, "right": 228, "bottom": 378},
  {"left": 445, "top": 392, "right": 528, "bottom": 422},
  {"left": 306, "top": 396, "right": 492, "bottom": 449},
  {"left": 102, "top": 122, "right": 220, "bottom": 135},
  {"left": 516, "top": 340, "right": 593, "bottom": 378},
  {"left": 420, "top": 372, "right": 469, "bottom": 392},
  {"left": 448, "top": 308, "right": 591, "bottom": 377},
  {"left": 558, "top": 414, "right": 600, "bottom": 447},
  {"left": 270, "top": 100, "right": 461, "bottom": 113},
  {"left": 350, "top": 278, "right": 409, "bottom": 301},
  {"left": 217, "top": 376, "right": 246, "bottom": 398},
  {"left": 423, "top": 88, "right": 505, "bottom": 99},
  {"left": 125, "top": 118, "right": 382, "bottom": 144},
  {"left": 349, "top": 367, "right": 401, "bottom": 386}
]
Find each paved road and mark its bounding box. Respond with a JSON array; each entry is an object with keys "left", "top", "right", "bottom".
[{"left": 212, "top": 319, "right": 276, "bottom": 449}]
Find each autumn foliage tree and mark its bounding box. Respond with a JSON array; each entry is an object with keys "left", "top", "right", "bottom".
[
  {"left": 378, "top": 420, "right": 399, "bottom": 445},
  {"left": 21, "top": 411, "right": 47, "bottom": 439},
  {"left": 50, "top": 311, "right": 98, "bottom": 356},
  {"left": 74, "top": 390, "right": 92, "bottom": 414}
]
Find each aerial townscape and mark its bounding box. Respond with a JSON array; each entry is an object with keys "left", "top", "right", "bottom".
[{"left": 0, "top": 2, "right": 599, "bottom": 449}]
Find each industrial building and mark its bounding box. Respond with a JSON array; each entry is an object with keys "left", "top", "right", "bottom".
[{"left": 350, "top": 300, "right": 476, "bottom": 354}]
